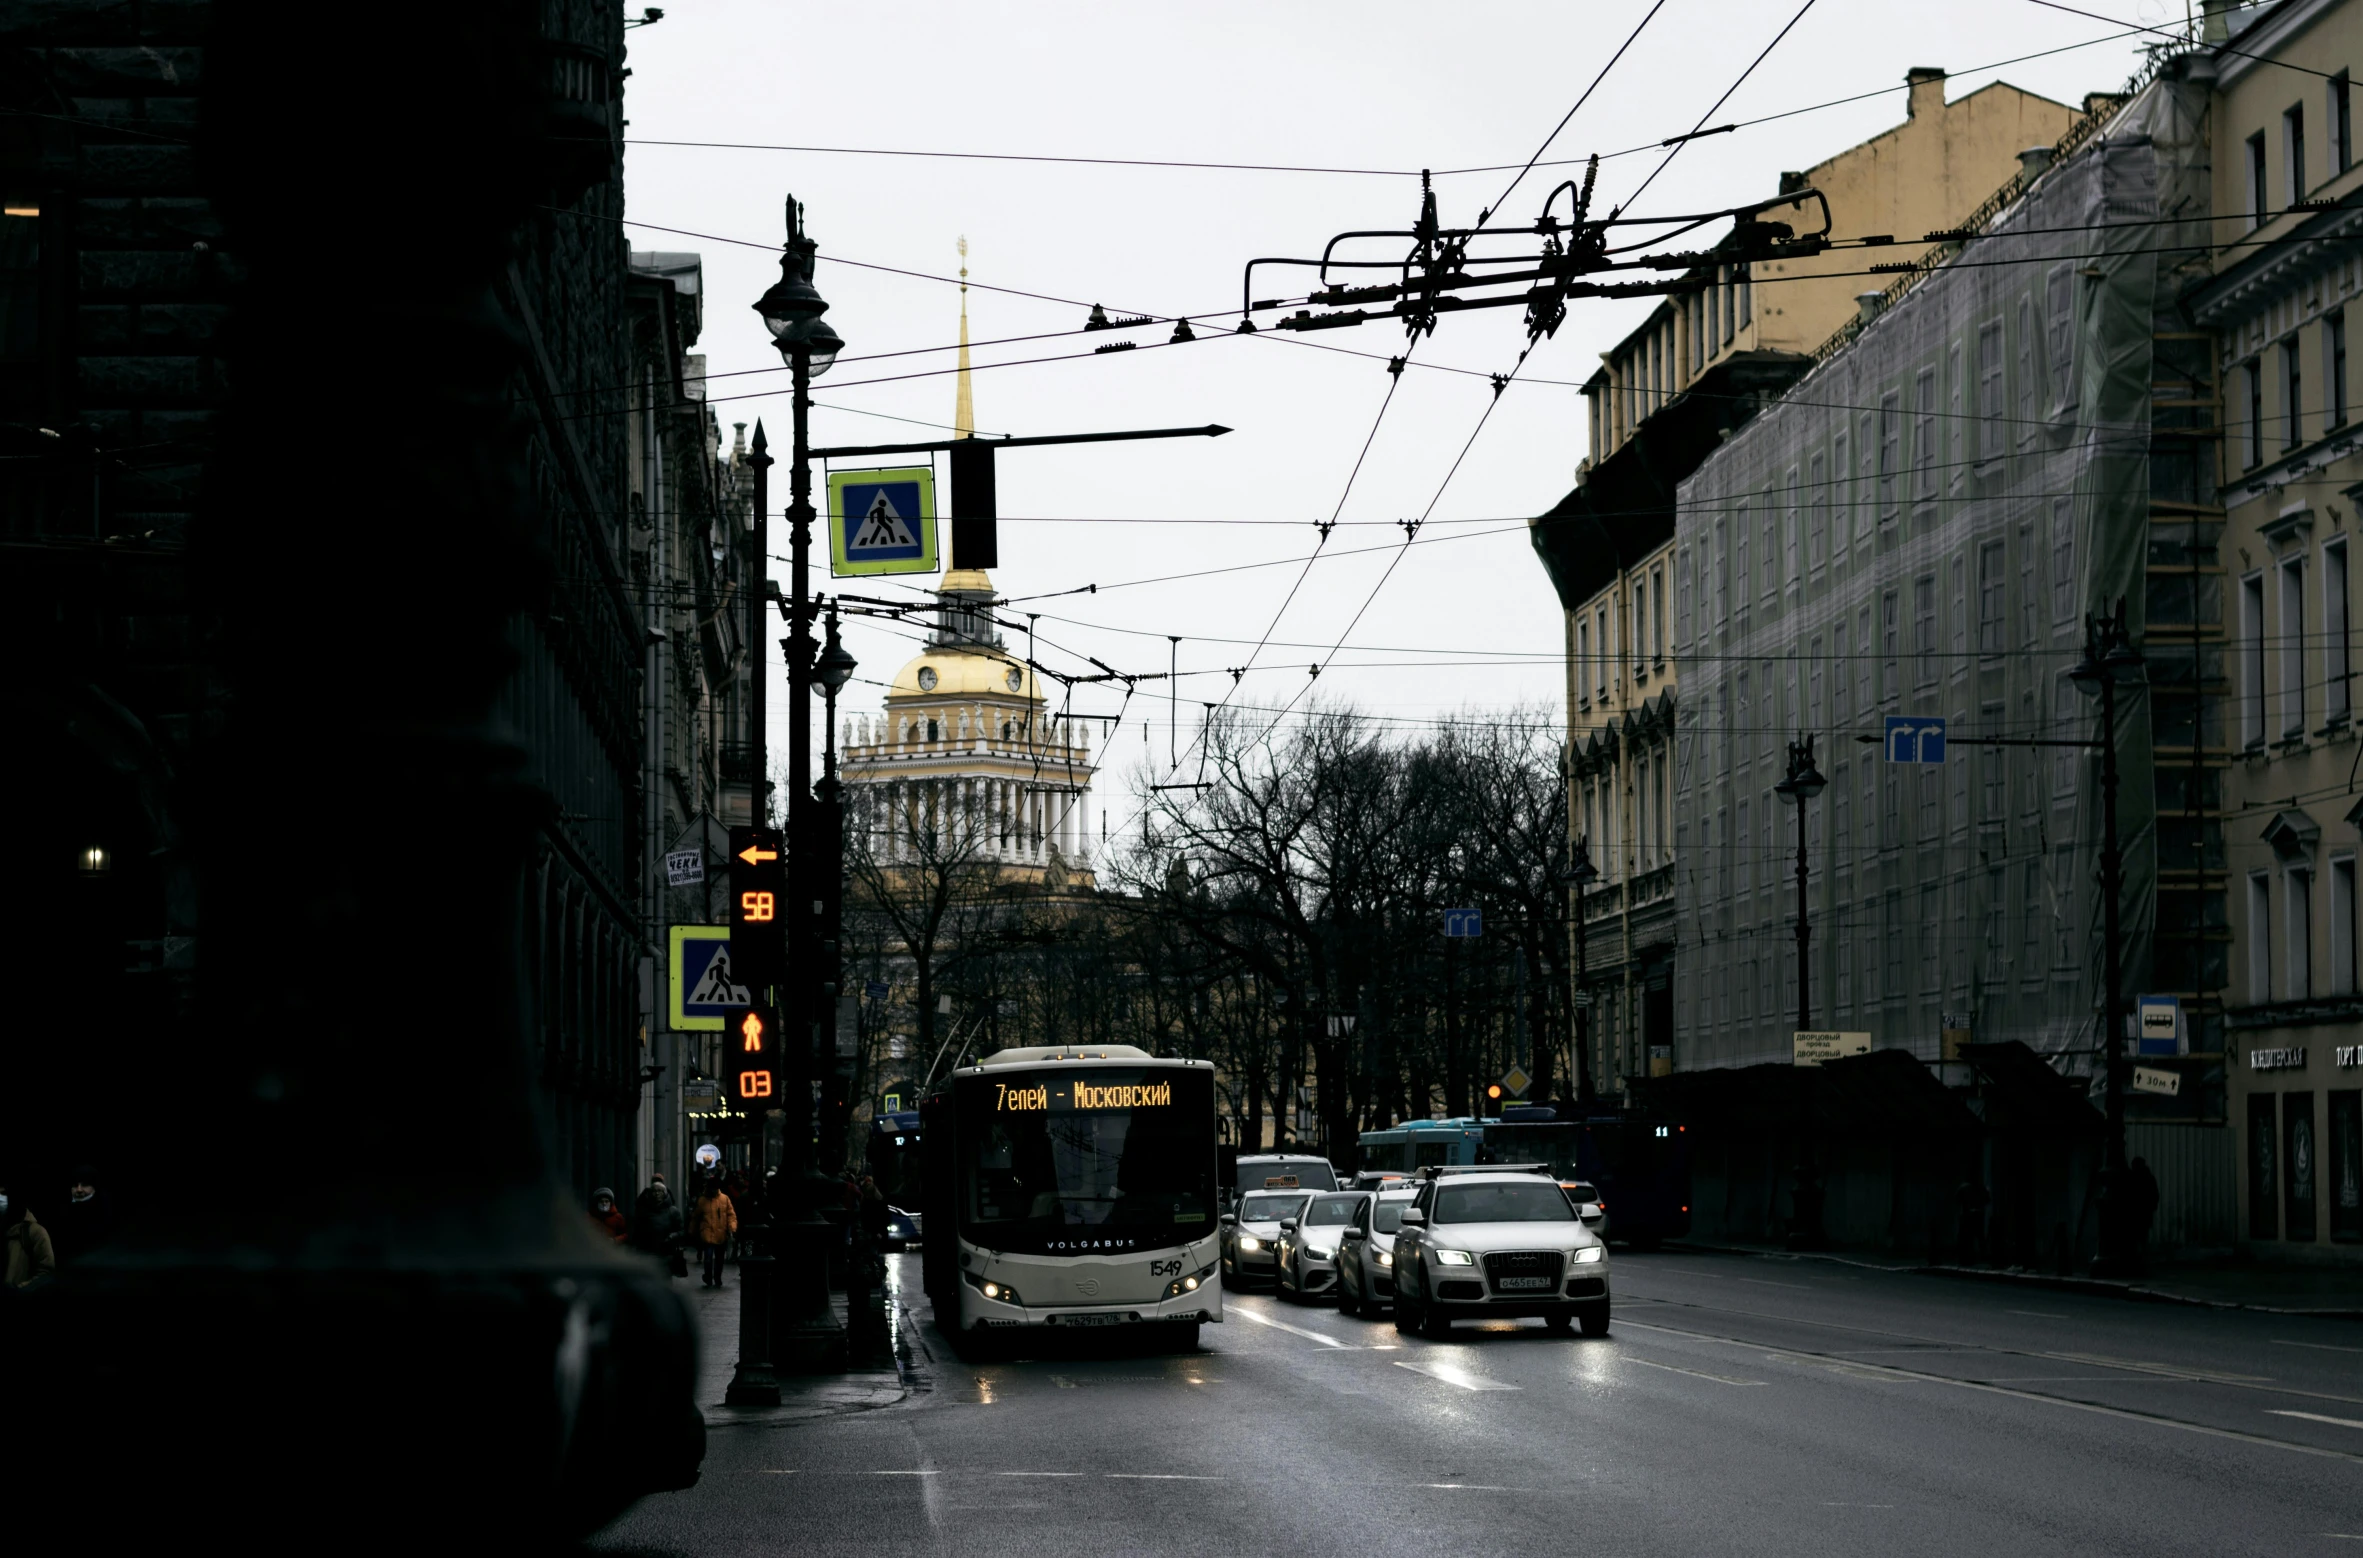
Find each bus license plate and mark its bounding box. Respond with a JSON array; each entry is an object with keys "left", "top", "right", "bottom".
[
  {"left": 1055, "top": 1312, "right": 1125, "bottom": 1326},
  {"left": 1496, "top": 1277, "right": 1552, "bottom": 1290}
]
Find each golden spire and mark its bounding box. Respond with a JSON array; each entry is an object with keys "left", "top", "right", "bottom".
[{"left": 954, "top": 235, "right": 974, "bottom": 440}]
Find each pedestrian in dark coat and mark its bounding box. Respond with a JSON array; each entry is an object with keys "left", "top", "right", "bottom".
[
  {"left": 3, "top": 1186, "right": 55, "bottom": 1289},
  {"left": 631, "top": 1177, "right": 685, "bottom": 1274},
  {"left": 53, "top": 1164, "right": 117, "bottom": 1264}
]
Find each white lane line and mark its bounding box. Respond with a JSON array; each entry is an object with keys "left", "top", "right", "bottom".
[
  {"left": 1629, "top": 1356, "right": 1767, "bottom": 1387},
  {"left": 2268, "top": 1410, "right": 2363, "bottom": 1431},
  {"left": 1229, "top": 1306, "right": 1348, "bottom": 1348},
  {"left": 2275, "top": 1338, "right": 2363, "bottom": 1355},
  {"left": 871, "top": 1470, "right": 940, "bottom": 1476},
  {"left": 2046, "top": 1352, "right": 2274, "bottom": 1385},
  {"left": 1105, "top": 1473, "right": 1217, "bottom": 1480},
  {"left": 1618, "top": 1318, "right": 2363, "bottom": 1465},
  {"left": 1422, "top": 1483, "right": 1511, "bottom": 1491},
  {"left": 997, "top": 1471, "right": 1085, "bottom": 1477},
  {"left": 2008, "top": 1310, "right": 2069, "bottom": 1319},
  {"left": 1734, "top": 1277, "right": 1811, "bottom": 1290},
  {"left": 1393, "top": 1360, "right": 1520, "bottom": 1391}
]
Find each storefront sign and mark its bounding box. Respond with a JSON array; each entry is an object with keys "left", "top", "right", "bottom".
[
  {"left": 2336, "top": 1044, "right": 2361, "bottom": 1069},
  {"left": 2250, "top": 1046, "right": 2307, "bottom": 1071}
]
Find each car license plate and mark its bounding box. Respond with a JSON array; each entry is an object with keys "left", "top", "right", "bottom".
[
  {"left": 1054, "top": 1312, "right": 1126, "bottom": 1326},
  {"left": 1496, "top": 1276, "right": 1553, "bottom": 1290}
]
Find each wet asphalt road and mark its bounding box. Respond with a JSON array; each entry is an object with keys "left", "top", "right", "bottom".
[{"left": 593, "top": 1249, "right": 2363, "bottom": 1557}]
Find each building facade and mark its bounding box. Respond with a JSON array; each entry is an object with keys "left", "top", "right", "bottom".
[{"left": 2190, "top": 0, "right": 2363, "bottom": 1258}]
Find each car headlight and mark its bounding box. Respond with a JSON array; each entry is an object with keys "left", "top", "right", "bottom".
[
  {"left": 1307, "top": 1243, "right": 1336, "bottom": 1260},
  {"left": 1572, "top": 1245, "right": 1605, "bottom": 1265},
  {"left": 1433, "top": 1248, "right": 1475, "bottom": 1266},
  {"left": 1374, "top": 1248, "right": 1393, "bottom": 1267},
  {"left": 1236, "top": 1235, "right": 1261, "bottom": 1253}
]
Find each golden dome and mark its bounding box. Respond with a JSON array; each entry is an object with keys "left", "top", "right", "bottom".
[{"left": 887, "top": 645, "right": 1040, "bottom": 703}]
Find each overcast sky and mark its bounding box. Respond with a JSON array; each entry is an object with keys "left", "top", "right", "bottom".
[{"left": 617, "top": 0, "right": 2166, "bottom": 807}]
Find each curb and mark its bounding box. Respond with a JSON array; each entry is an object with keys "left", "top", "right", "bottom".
[{"left": 1659, "top": 1240, "right": 2363, "bottom": 1320}]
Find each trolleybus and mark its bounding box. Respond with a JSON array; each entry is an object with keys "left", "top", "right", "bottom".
[
  {"left": 920, "top": 1044, "right": 1222, "bottom": 1353},
  {"left": 1358, "top": 1106, "right": 1692, "bottom": 1245}
]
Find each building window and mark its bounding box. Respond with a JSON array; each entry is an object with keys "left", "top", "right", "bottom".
[
  {"left": 1948, "top": 340, "right": 1966, "bottom": 494},
  {"left": 2286, "top": 102, "right": 2308, "bottom": 201},
  {"left": 1835, "top": 427, "right": 1856, "bottom": 553},
  {"left": 2017, "top": 521, "right": 2038, "bottom": 647},
  {"left": 1881, "top": 591, "right": 1900, "bottom": 704},
  {"left": 1833, "top": 620, "right": 1851, "bottom": 726},
  {"left": 2326, "top": 538, "right": 2350, "bottom": 725},
  {"left": 1878, "top": 392, "right": 1901, "bottom": 519},
  {"left": 2284, "top": 338, "right": 2304, "bottom": 451},
  {"left": 1980, "top": 702, "right": 2004, "bottom": 821},
  {"left": 2281, "top": 555, "right": 2307, "bottom": 738},
  {"left": 1856, "top": 413, "right": 1876, "bottom": 543},
  {"left": 2248, "top": 130, "right": 2269, "bottom": 226},
  {"left": 2046, "top": 265, "right": 2075, "bottom": 409},
  {"left": 1915, "top": 367, "right": 1938, "bottom": 499},
  {"left": 2331, "top": 313, "right": 2350, "bottom": 430},
  {"left": 1761, "top": 498, "right": 1778, "bottom": 605},
  {"left": 1651, "top": 564, "right": 1666, "bottom": 663},
  {"left": 1576, "top": 617, "right": 1590, "bottom": 706},
  {"left": 2333, "top": 854, "right": 2357, "bottom": 996},
  {"left": 1735, "top": 507, "right": 1750, "bottom": 608},
  {"left": 1596, "top": 606, "right": 1610, "bottom": 700},
  {"left": 2052, "top": 497, "right": 2077, "bottom": 623},
  {"left": 2243, "top": 572, "right": 2268, "bottom": 748},
  {"left": 1676, "top": 547, "right": 1693, "bottom": 649},
  {"left": 1913, "top": 575, "right": 1937, "bottom": 688},
  {"left": 2244, "top": 357, "right": 2264, "bottom": 469},
  {"left": 1736, "top": 797, "right": 1751, "bottom": 898},
  {"left": 1857, "top": 605, "right": 1874, "bottom": 717},
  {"left": 1809, "top": 638, "right": 1825, "bottom": 729},
  {"left": 2289, "top": 866, "right": 2315, "bottom": 1000},
  {"left": 1738, "top": 264, "right": 1751, "bottom": 329},
  {"left": 1950, "top": 555, "right": 1967, "bottom": 668},
  {"left": 2332, "top": 1091, "right": 2362, "bottom": 1243},
  {"left": 1978, "top": 541, "right": 2006, "bottom": 655},
  {"left": 2334, "top": 71, "right": 2355, "bottom": 175},
  {"left": 1714, "top": 518, "right": 1730, "bottom": 626},
  {"left": 2016, "top": 296, "right": 2037, "bottom": 440},
  {"left": 2250, "top": 870, "right": 2273, "bottom": 1003},
  {"left": 1633, "top": 575, "right": 1649, "bottom": 671},
  {"left": 1978, "top": 322, "right": 2005, "bottom": 457},
  {"left": 1809, "top": 453, "right": 1829, "bottom": 571},
  {"left": 1785, "top": 471, "right": 1802, "bottom": 591}
]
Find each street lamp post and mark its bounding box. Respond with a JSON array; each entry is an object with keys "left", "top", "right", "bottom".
[
  {"left": 2073, "top": 600, "right": 2145, "bottom": 1276},
  {"left": 1775, "top": 734, "right": 1827, "bottom": 1250},
  {"left": 1562, "top": 837, "right": 1599, "bottom": 1103},
  {"left": 752, "top": 193, "right": 849, "bottom": 1371}
]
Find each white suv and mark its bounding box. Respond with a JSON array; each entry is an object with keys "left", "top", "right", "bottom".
[{"left": 1390, "top": 1169, "right": 1611, "bottom": 1338}]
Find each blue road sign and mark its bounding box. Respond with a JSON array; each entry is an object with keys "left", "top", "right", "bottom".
[
  {"left": 668, "top": 925, "right": 749, "bottom": 1031},
  {"left": 1884, "top": 715, "right": 1947, "bottom": 764},
  {"left": 828, "top": 467, "right": 938, "bottom": 576},
  {"left": 865, "top": 980, "right": 890, "bottom": 1001},
  {"left": 1444, "top": 908, "right": 1483, "bottom": 938}
]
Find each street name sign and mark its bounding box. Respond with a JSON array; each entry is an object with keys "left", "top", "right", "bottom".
[
  {"left": 1444, "top": 908, "right": 1483, "bottom": 937},
  {"left": 668, "top": 925, "right": 747, "bottom": 1031},
  {"left": 1793, "top": 1031, "right": 1872, "bottom": 1067},
  {"left": 828, "top": 466, "right": 939, "bottom": 577},
  {"left": 1884, "top": 715, "right": 1947, "bottom": 764},
  {"left": 2131, "top": 1065, "right": 2181, "bottom": 1097}
]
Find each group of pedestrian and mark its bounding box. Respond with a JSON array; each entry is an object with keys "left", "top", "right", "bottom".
[
  {"left": 3, "top": 1165, "right": 118, "bottom": 1291},
  {"left": 587, "top": 1167, "right": 740, "bottom": 1287}
]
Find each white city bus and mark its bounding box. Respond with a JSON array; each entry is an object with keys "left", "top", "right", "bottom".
[{"left": 919, "top": 1045, "right": 1222, "bottom": 1353}]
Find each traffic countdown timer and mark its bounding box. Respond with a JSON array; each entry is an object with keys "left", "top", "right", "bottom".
[
  {"left": 726, "top": 1005, "right": 781, "bottom": 1110},
  {"left": 727, "top": 824, "right": 785, "bottom": 988}
]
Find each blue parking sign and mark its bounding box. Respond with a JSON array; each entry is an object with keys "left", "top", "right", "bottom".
[{"left": 1884, "top": 715, "right": 1947, "bottom": 764}]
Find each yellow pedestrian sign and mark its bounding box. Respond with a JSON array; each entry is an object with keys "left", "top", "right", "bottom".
[{"left": 828, "top": 466, "right": 939, "bottom": 576}]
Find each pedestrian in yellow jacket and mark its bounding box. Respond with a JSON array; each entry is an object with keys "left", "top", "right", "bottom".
[{"left": 692, "top": 1180, "right": 738, "bottom": 1289}]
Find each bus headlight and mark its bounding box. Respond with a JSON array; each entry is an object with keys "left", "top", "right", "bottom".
[
  {"left": 1165, "top": 1261, "right": 1218, "bottom": 1299},
  {"left": 1434, "top": 1248, "right": 1475, "bottom": 1266},
  {"left": 1572, "top": 1245, "right": 1605, "bottom": 1264},
  {"left": 965, "top": 1272, "right": 1022, "bottom": 1305}
]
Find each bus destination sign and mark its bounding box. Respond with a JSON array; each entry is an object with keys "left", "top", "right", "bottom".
[{"left": 995, "top": 1078, "right": 1176, "bottom": 1112}]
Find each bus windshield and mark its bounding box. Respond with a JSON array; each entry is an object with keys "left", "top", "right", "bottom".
[{"left": 953, "top": 1067, "right": 1217, "bottom": 1256}]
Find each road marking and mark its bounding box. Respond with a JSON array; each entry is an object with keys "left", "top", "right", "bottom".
[
  {"left": 1393, "top": 1360, "right": 1520, "bottom": 1391},
  {"left": 1822, "top": 1502, "right": 1896, "bottom": 1508},
  {"left": 1618, "top": 1318, "right": 2363, "bottom": 1465},
  {"left": 2275, "top": 1338, "right": 2363, "bottom": 1355},
  {"left": 2268, "top": 1410, "right": 2363, "bottom": 1431},
  {"left": 2047, "top": 1352, "right": 2273, "bottom": 1385},
  {"left": 2009, "top": 1310, "right": 2069, "bottom": 1319},
  {"left": 1229, "top": 1306, "right": 1348, "bottom": 1347},
  {"left": 1105, "top": 1473, "right": 1216, "bottom": 1480},
  {"left": 756, "top": 1470, "right": 799, "bottom": 1475},
  {"left": 1422, "top": 1483, "right": 1511, "bottom": 1491},
  {"left": 871, "top": 1470, "right": 939, "bottom": 1476},
  {"left": 1734, "top": 1277, "right": 1811, "bottom": 1290},
  {"left": 997, "top": 1471, "right": 1084, "bottom": 1477},
  {"left": 1629, "top": 1356, "right": 1766, "bottom": 1387}
]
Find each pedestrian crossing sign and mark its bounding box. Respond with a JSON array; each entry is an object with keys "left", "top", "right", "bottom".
[
  {"left": 828, "top": 466, "right": 939, "bottom": 577},
  {"left": 669, "top": 924, "right": 748, "bottom": 1031}
]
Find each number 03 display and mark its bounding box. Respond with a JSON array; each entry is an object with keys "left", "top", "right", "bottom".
[{"left": 727, "top": 1006, "right": 780, "bottom": 1106}]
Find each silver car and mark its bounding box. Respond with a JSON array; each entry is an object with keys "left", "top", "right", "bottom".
[
  {"left": 1334, "top": 1187, "right": 1420, "bottom": 1319},
  {"left": 1220, "top": 1189, "right": 1311, "bottom": 1287},
  {"left": 1564, "top": 1180, "right": 1609, "bottom": 1238},
  {"left": 1275, "top": 1192, "right": 1365, "bottom": 1302},
  {"left": 1390, "top": 1169, "right": 1612, "bottom": 1338}
]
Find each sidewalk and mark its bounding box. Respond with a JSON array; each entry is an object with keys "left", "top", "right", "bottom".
[
  {"left": 1663, "top": 1240, "right": 2363, "bottom": 1318},
  {"left": 683, "top": 1268, "right": 919, "bottom": 1424}
]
